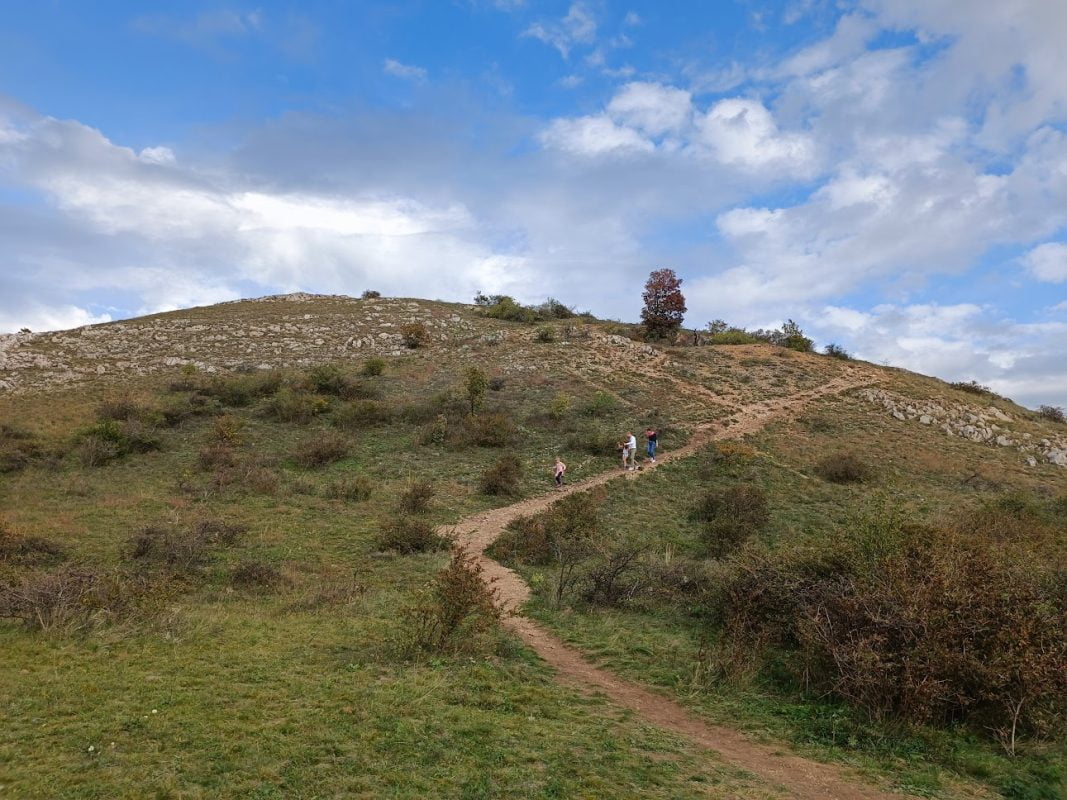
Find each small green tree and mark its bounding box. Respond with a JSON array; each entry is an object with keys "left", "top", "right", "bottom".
[
  {"left": 781, "top": 319, "right": 813, "bottom": 352},
  {"left": 465, "top": 367, "right": 488, "bottom": 415},
  {"left": 546, "top": 489, "right": 605, "bottom": 608}
]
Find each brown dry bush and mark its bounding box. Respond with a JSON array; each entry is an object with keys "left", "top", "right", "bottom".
[
  {"left": 458, "top": 412, "right": 516, "bottom": 447},
  {"left": 488, "top": 514, "right": 553, "bottom": 565},
  {"left": 400, "top": 322, "right": 430, "bottom": 348},
  {"left": 0, "top": 529, "right": 65, "bottom": 568},
  {"left": 0, "top": 566, "right": 174, "bottom": 633},
  {"left": 324, "top": 475, "right": 373, "bottom": 502},
  {"left": 292, "top": 429, "right": 350, "bottom": 468},
  {"left": 693, "top": 483, "right": 770, "bottom": 558},
  {"left": 333, "top": 399, "right": 392, "bottom": 430},
  {"left": 286, "top": 569, "right": 366, "bottom": 612},
  {"left": 480, "top": 453, "right": 522, "bottom": 496},
  {"left": 399, "top": 548, "right": 500, "bottom": 655},
  {"left": 1037, "top": 405, "right": 1065, "bottom": 424},
  {"left": 127, "top": 520, "right": 245, "bottom": 573},
  {"left": 0, "top": 424, "right": 43, "bottom": 473},
  {"left": 261, "top": 388, "right": 329, "bottom": 424},
  {"left": 229, "top": 560, "right": 286, "bottom": 590},
  {"left": 708, "top": 514, "right": 1067, "bottom": 744},
  {"left": 814, "top": 452, "right": 872, "bottom": 484},
  {"left": 398, "top": 479, "right": 434, "bottom": 514},
  {"left": 376, "top": 516, "right": 446, "bottom": 555},
  {"left": 198, "top": 443, "right": 237, "bottom": 471}
]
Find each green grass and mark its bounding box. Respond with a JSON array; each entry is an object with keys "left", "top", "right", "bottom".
[{"left": 499, "top": 397, "right": 1067, "bottom": 800}]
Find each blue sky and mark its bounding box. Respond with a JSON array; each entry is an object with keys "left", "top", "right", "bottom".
[{"left": 1, "top": 0, "right": 1066, "bottom": 407}]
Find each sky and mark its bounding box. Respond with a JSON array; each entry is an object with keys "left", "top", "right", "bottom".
[{"left": 1, "top": 0, "right": 1065, "bottom": 408}]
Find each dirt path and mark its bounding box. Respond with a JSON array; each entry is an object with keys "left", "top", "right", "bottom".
[{"left": 446, "top": 366, "right": 914, "bottom": 800}]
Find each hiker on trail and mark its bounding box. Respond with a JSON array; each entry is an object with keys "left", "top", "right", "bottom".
[
  {"left": 645, "top": 428, "right": 658, "bottom": 463},
  {"left": 554, "top": 457, "right": 567, "bottom": 489},
  {"left": 624, "top": 432, "right": 637, "bottom": 471}
]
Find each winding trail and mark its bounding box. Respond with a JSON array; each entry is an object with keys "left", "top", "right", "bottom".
[{"left": 446, "top": 366, "right": 914, "bottom": 800}]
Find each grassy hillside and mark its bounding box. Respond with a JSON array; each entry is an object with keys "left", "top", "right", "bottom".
[{"left": 1, "top": 294, "right": 1064, "bottom": 799}]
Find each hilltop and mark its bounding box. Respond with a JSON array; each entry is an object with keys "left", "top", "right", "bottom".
[{"left": 1, "top": 293, "right": 1064, "bottom": 799}]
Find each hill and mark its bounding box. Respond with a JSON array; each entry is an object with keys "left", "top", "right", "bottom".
[{"left": 1, "top": 293, "right": 1064, "bottom": 799}]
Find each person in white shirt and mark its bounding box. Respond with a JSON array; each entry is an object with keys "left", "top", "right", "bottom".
[{"left": 625, "top": 432, "right": 637, "bottom": 470}]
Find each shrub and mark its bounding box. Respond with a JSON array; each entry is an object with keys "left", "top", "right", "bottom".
[
  {"left": 481, "top": 454, "right": 523, "bottom": 496},
  {"left": 75, "top": 420, "right": 161, "bottom": 467},
  {"left": 376, "top": 516, "right": 447, "bottom": 555},
  {"left": 489, "top": 515, "right": 553, "bottom": 565},
  {"left": 400, "top": 322, "right": 430, "bottom": 348},
  {"left": 706, "top": 330, "right": 762, "bottom": 345},
  {"left": 201, "top": 372, "right": 282, "bottom": 407},
  {"left": 1037, "top": 405, "right": 1065, "bottom": 424},
  {"left": 549, "top": 393, "right": 572, "bottom": 421},
  {"left": 361, "top": 290, "right": 381, "bottom": 299},
  {"left": 0, "top": 425, "right": 42, "bottom": 473},
  {"left": 305, "top": 365, "right": 349, "bottom": 396},
  {"left": 418, "top": 414, "right": 449, "bottom": 446},
  {"left": 581, "top": 391, "right": 618, "bottom": 418},
  {"left": 159, "top": 395, "right": 217, "bottom": 426},
  {"left": 399, "top": 548, "right": 500, "bottom": 655},
  {"left": 361, "top": 357, "right": 386, "bottom": 377},
  {"left": 262, "top": 388, "right": 329, "bottom": 424},
  {"left": 781, "top": 320, "right": 813, "bottom": 352},
  {"left": 709, "top": 516, "right": 1067, "bottom": 744},
  {"left": 0, "top": 529, "right": 65, "bottom": 568},
  {"left": 127, "top": 520, "right": 244, "bottom": 573},
  {"left": 693, "top": 484, "right": 770, "bottom": 558},
  {"left": 535, "top": 326, "right": 555, "bottom": 343},
  {"left": 482, "top": 296, "right": 539, "bottom": 323},
  {"left": 333, "top": 399, "right": 392, "bottom": 430},
  {"left": 292, "top": 430, "right": 350, "bottom": 468},
  {"left": 537, "top": 298, "right": 576, "bottom": 319},
  {"left": 198, "top": 443, "right": 237, "bottom": 471},
  {"left": 815, "top": 452, "right": 872, "bottom": 484},
  {"left": 96, "top": 396, "right": 156, "bottom": 423},
  {"left": 398, "top": 480, "right": 434, "bottom": 514},
  {"left": 210, "top": 414, "right": 244, "bottom": 445},
  {"left": 0, "top": 566, "right": 171, "bottom": 633},
  {"left": 565, "top": 423, "right": 618, "bottom": 456},
  {"left": 824, "top": 343, "right": 851, "bottom": 359},
  {"left": 950, "top": 380, "right": 994, "bottom": 396},
  {"left": 325, "top": 476, "right": 373, "bottom": 502},
  {"left": 488, "top": 376, "right": 506, "bottom": 392},
  {"left": 460, "top": 412, "right": 516, "bottom": 447},
  {"left": 229, "top": 561, "right": 285, "bottom": 590}
]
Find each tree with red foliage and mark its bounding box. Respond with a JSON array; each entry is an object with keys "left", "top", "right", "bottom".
[{"left": 640, "top": 268, "right": 686, "bottom": 340}]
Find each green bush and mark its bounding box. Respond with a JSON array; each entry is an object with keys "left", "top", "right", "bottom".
[
  {"left": 460, "top": 412, "right": 516, "bottom": 447},
  {"left": 398, "top": 480, "right": 434, "bottom": 514},
  {"left": 815, "top": 452, "right": 872, "bottom": 484},
  {"left": 581, "top": 391, "right": 618, "bottom": 418},
  {"left": 261, "top": 388, "right": 329, "bottom": 424},
  {"left": 824, "top": 343, "right": 852, "bottom": 359},
  {"left": 708, "top": 514, "right": 1067, "bottom": 743},
  {"left": 74, "top": 420, "right": 161, "bottom": 467},
  {"left": 361, "top": 357, "right": 386, "bottom": 377},
  {"left": 333, "top": 400, "right": 392, "bottom": 430},
  {"left": 361, "top": 290, "right": 381, "bottom": 299},
  {"left": 535, "top": 326, "right": 555, "bottom": 343},
  {"left": 482, "top": 296, "right": 539, "bottom": 323},
  {"left": 324, "top": 476, "right": 374, "bottom": 502},
  {"left": 693, "top": 483, "right": 769, "bottom": 558},
  {"left": 376, "top": 516, "right": 447, "bottom": 555},
  {"left": 292, "top": 430, "right": 350, "bottom": 468},
  {"left": 480, "top": 454, "right": 523, "bottom": 496},
  {"left": 706, "top": 330, "right": 762, "bottom": 345},
  {"left": 0, "top": 425, "right": 42, "bottom": 473}
]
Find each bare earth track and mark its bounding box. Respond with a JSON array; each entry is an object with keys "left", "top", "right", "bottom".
[{"left": 447, "top": 367, "right": 913, "bottom": 800}]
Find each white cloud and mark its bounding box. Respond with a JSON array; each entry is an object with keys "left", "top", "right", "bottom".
[
  {"left": 523, "top": 2, "right": 596, "bottom": 58},
  {"left": 539, "top": 114, "right": 654, "bottom": 157},
  {"left": 607, "top": 82, "right": 692, "bottom": 137},
  {"left": 695, "top": 98, "right": 815, "bottom": 174},
  {"left": 138, "top": 146, "right": 175, "bottom": 165},
  {"left": 1022, "top": 242, "right": 1067, "bottom": 282},
  {"left": 383, "top": 58, "right": 427, "bottom": 82},
  {"left": 623, "top": 11, "right": 641, "bottom": 27},
  {"left": 0, "top": 304, "right": 111, "bottom": 334}
]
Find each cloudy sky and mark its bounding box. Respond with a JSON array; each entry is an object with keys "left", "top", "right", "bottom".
[{"left": 1, "top": 1, "right": 1065, "bottom": 407}]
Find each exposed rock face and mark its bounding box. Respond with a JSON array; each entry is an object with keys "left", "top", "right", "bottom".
[
  {"left": 857, "top": 387, "right": 1067, "bottom": 468},
  {"left": 0, "top": 294, "right": 478, "bottom": 395}
]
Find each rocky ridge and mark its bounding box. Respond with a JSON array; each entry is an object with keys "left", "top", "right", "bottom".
[
  {"left": 0, "top": 294, "right": 478, "bottom": 395},
  {"left": 858, "top": 387, "right": 1067, "bottom": 468}
]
